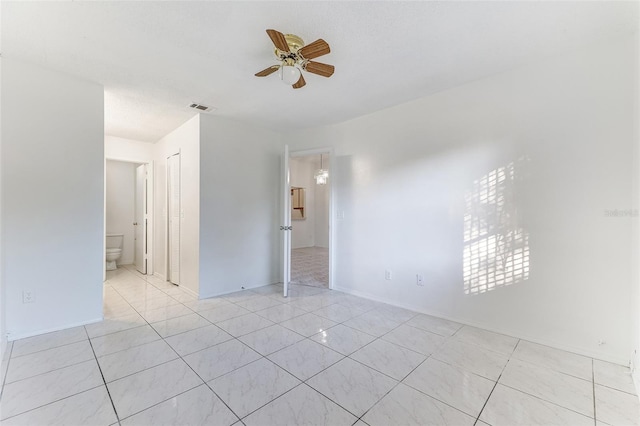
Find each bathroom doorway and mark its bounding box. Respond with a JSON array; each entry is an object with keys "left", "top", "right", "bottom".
[
  {"left": 105, "top": 159, "right": 154, "bottom": 275},
  {"left": 287, "top": 151, "right": 332, "bottom": 289}
]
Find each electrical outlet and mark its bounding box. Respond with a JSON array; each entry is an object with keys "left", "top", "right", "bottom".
[
  {"left": 597, "top": 339, "right": 606, "bottom": 346},
  {"left": 23, "top": 290, "right": 35, "bottom": 303},
  {"left": 416, "top": 274, "right": 424, "bottom": 286},
  {"left": 385, "top": 270, "right": 392, "bottom": 280}
]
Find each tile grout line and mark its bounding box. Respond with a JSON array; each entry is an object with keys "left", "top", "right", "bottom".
[
  {"left": 0, "top": 384, "right": 106, "bottom": 422},
  {"left": 0, "top": 341, "right": 15, "bottom": 403},
  {"left": 4, "top": 322, "right": 135, "bottom": 388},
  {"left": 352, "top": 353, "right": 439, "bottom": 424},
  {"left": 496, "top": 381, "right": 597, "bottom": 420},
  {"left": 213, "top": 357, "right": 304, "bottom": 422},
  {"left": 7, "top": 334, "right": 88, "bottom": 360},
  {"left": 592, "top": 381, "right": 638, "bottom": 397},
  {"left": 485, "top": 335, "right": 598, "bottom": 422},
  {"left": 85, "top": 324, "right": 122, "bottom": 425},
  {"left": 473, "top": 375, "right": 501, "bottom": 426},
  {"left": 473, "top": 338, "right": 520, "bottom": 425},
  {"left": 2, "top": 345, "right": 97, "bottom": 388},
  {"left": 177, "top": 331, "right": 290, "bottom": 422},
  {"left": 0, "top": 329, "right": 109, "bottom": 422}
]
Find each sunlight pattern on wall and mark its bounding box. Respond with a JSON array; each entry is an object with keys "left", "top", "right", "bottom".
[{"left": 463, "top": 159, "right": 530, "bottom": 295}]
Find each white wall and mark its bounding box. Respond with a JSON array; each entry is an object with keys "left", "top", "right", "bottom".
[
  {"left": 285, "top": 36, "right": 638, "bottom": 364},
  {"left": 290, "top": 157, "right": 316, "bottom": 249},
  {"left": 199, "top": 115, "right": 281, "bottom": 297},
  {"left": 633, "top": 55, "right": 640, "bottom": 389},
  {"left": 105, "top": 135, "right": 154, "bottom": 164},
  {"left": 154, "top": 116, "right": 200, "bottom": 295},
  {"left": 0, "top": 52, "right": 7, "bottom": 383},
  {"left": 105, "top": 160, "right": 137, "bottom": 265},
  {"left": 1, "top": 58, "right": 104, "bottom": 340}
]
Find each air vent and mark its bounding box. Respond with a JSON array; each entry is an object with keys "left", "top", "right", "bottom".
[{"left": 187, "top": 103, "right": 215, "bottom": 112}]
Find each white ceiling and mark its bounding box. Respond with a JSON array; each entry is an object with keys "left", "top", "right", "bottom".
[{"left": 2, "top": 1, "right": 637, "bottom": 142}]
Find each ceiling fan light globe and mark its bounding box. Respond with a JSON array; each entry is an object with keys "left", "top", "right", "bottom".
[{"left": 280, "top": 65, "right": 301, "bottom": 85}]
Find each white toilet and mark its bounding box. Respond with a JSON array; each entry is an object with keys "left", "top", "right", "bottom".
[{"left": 105, "top": 234, "right": 124, "bottom": 271}]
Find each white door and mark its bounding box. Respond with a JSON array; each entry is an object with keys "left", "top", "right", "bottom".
[
  {"left": 282, "top": 145, "right": 291, "bottom": 297},
  {"left": 168, "top": 154, "right": 181, "bottom": 285},
  {"left": 135, "top": 164, "right": 147, "bottom": 274}
]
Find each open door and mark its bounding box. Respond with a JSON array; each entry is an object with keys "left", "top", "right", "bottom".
[
  {"left": 282, "top": 145, "right": 291, "bottom": 297},
  {"left": 168, "top": 153, "right": 181, "bottom": 285},
  {"left": 134, "top": 164, "right": 147, "bottom": 274}
]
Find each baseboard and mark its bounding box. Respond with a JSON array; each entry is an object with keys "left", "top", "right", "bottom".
[
  {"left": 333, "top": 285, "right": 629, "bottom": 366},
  {"left": 180, "top": 285, "right": 199, "bottom": 299},
  {"left": 153, "top": 272, "right": 166, "bottom": 281},
  {"left": 199, "top": 288, "right": 242, "bottom": 299},
  {"left": 7, "top": 317, "right": 104, "bottom": 342},
  {"left": 199, "top": 281, "right": 282, "bottom": 300}
]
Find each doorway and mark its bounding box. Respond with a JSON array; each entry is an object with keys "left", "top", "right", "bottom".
[
  {"left": 105, "top": 159, "right": 153, "bottom": 275},
  {"left": 282, "top": 147, "right": 334, "bottom": 296}
]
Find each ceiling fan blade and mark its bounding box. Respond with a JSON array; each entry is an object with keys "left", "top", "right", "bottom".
[
  {"left": 292, "top": 74, "right": 306, "bottom": 89},
  {"left": 255, "top": 65, "right": 280, "bottom": 77},
  {"left": 305, "top": 61, "right": 335, "bottom": 78},
  {"left": 299, "top": 39, "right": 330, "bottom": 59},
  {"left": 266, "top": 29, "right": 290, "bottom": 52}
]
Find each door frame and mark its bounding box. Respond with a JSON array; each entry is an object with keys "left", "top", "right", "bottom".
[
  {"left": 104, "top": 157, "right": 154, "bottom": 278},
  {"left": 288, "top": 147, "right": 335, "bottom": 290},
  {"left": 165, "top": 151, "right": 181, "bottom": 285},
  {"left": 134, "top": 164, "right": 148, "bottom": 274}
]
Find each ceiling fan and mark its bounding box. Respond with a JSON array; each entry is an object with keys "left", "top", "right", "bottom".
[{"left": 255, "top": 29, "right": 335, "bottom": 89}]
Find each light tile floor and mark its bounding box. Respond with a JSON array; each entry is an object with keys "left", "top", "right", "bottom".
[
  {"left": 291, "top": 247, "right": 328, "bottom": 288},
  {"left": 1, "top": 265, "right": 638, "bottom": 425}
]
